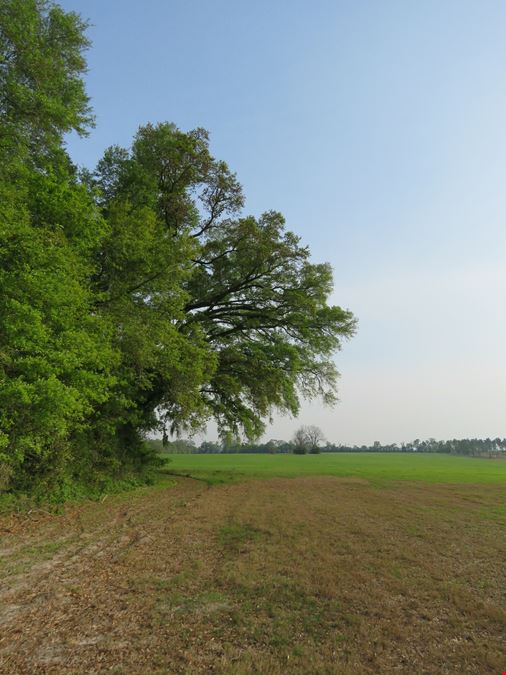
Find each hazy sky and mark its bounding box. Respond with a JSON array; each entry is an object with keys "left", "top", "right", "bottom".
[{"left": 62, "top": 0, "right": 506, "bottom": 444}]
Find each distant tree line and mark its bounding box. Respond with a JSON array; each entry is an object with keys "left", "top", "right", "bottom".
[
  {"left": 323, "top": 438, "right": 506, "bottom": 456},
  {"left": 153, "top": 435, "right": 506, "bottom": 457}
]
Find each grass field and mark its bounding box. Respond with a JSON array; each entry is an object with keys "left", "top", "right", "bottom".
[
  {"left": 164, "top": 451, "right": 506, "bottom": 484},
  {"left": 1, "top": 454, "right": 505, "bottom": 673}
]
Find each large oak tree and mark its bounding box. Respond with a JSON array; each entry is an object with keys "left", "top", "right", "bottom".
[
  {"left": 93, "top": 123, "right": 356, "bottom": 441},
  {"left": 1, "top": 1, "right": 356, "bottom": 495}
]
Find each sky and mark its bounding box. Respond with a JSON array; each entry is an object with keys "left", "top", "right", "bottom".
[{"left": 61, "top": 0, "right": 506, "bottom": 445}]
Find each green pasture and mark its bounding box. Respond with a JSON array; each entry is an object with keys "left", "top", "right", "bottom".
[{"left": 164, "top": 452, "right": 506, "bottom": 485}]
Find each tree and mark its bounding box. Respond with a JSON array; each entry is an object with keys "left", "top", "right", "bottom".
[
  {"left": 0, "top": 0, "right": 114, "bottom": 492},
  {"left": 222, "top": 432, "right": 241, "bottom": 453},
  {"left": 306, "top": 425, "right": 325, "bottom": 454},
  {"left": 292, "top": 425, "right": 325, "bottom": 454},
  {"left": 199, "top": 441, "right": 222, "bottom": 454},
  {"left": 1, "top": 2, "right": 357, "bottom": 495},
  {"left": 0, "top": 0, "right": 93, "bottom": 162},
  {"left": 161, "top": 439, "right": 196, "bottom": 454},
  {"left": 265, "top": 439, "right": 285, "bottom": 454},
  {"left": 292, "top": 427, "right": 310, "bottom": 455},
  {"left": 93, "top": 123, "right": 357, "bottom": 445}
]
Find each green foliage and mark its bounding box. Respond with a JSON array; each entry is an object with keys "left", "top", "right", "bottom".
[
  {"left": 0, "top": 1, "right": 356, "bottom": 500},
  {"left": 94, "top": 122, "right": 356, "bottom": 443},
  {"left": 0, "top": 0, "right": 92, "bottom": 162},
  {"left": 0, "top": 0, "right": 115, "bottom": 492},
  {"left": 148, "top": 438, "right": 196, "bottom": 454}
]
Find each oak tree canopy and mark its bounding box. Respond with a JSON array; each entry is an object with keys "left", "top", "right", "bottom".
[{"left": 0, "top": 0, "right": 356, "bottom": 495}]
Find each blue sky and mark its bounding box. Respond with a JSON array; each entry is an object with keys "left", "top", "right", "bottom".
[{"left": 62, "top": 0, "right": 506, "bottom": 444}]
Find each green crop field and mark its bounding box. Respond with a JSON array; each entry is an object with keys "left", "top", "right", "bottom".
[{"left": 164, "top": 451, "right": 506, "bottom": 484}]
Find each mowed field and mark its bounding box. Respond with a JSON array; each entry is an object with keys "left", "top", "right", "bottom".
[
  {"left": 165, "top": 451, "right": 506, "bottom": 484},
  {"left": 1, "top": 455, "right": 505, "bottom": 674}
]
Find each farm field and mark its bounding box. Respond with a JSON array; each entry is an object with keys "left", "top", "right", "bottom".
[
  {"left": 165, "top": 451, "right": 506, "bottom": 484},
  {"left": 1, "top": 455, "right": 505, "bottom": 673}
]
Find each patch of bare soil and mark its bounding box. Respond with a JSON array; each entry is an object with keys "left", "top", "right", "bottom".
[{"left": 0, "top": 476, "right": 505, "bottom": 674}]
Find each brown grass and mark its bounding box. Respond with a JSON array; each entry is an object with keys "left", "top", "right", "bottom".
[{"left": 0, "top": 476, "right": 505, "bottom": 673}]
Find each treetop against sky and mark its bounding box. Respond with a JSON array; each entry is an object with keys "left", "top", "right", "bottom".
[{"left": 62, "top": 0, "right": 506, "bottom": 443}]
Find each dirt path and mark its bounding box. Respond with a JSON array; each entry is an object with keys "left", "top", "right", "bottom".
[{"left": 0, "top": 476, "right": 505, "bottom": 673}]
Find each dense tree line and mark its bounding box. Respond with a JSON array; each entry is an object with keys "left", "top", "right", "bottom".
[
  {"left": 323, "top": 438, "right": 506, "bottom": 455},
  {"left": 157, "top": 436, "right": 506, "bottom": 456},
  {"left": 0, "top": 1, "right": 355, "bottom": 496}
]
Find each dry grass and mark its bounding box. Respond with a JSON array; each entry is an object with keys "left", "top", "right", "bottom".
[{"left": 0, "top": 476, "right": 505, "bottom": 673}]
